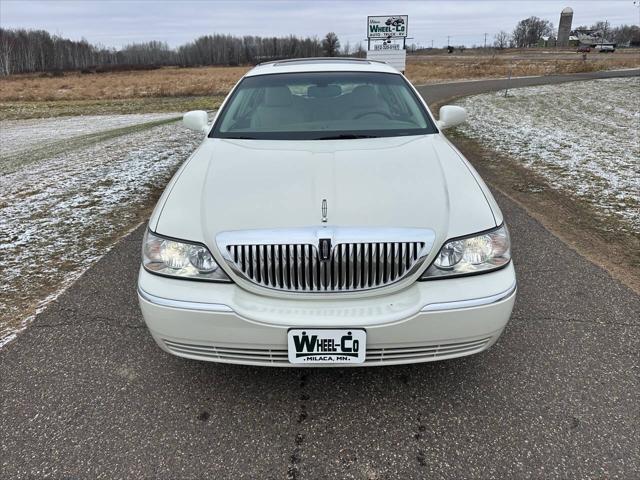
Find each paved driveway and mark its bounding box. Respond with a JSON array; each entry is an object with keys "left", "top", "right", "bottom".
[{"left": 2, "top": 70, "right": 639, "bottom": 479}]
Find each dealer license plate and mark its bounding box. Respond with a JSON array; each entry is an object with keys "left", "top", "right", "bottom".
[{"left": 287, "top": 329, "right": 366, "bottom": 364}]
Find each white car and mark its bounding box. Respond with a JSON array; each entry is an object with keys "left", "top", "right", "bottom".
[{"left": 138, "top": 58, "right": 516, "bottom": 367}]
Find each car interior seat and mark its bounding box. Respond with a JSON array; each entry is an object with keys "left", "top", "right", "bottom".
[
  {"left": 252, "top": 86, "right": 304, "bottom": 129},
  {"left": 342, "top": 85, "right": 389, "bottom": 119}
]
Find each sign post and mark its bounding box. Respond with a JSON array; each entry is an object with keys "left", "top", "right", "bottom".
[{"left": 366, "top": 15, "right": 408, "bottom": 73}]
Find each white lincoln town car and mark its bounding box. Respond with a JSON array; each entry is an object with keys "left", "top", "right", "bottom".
[{"left": 138, "top": 58, "right": 516, "bottom": 366}]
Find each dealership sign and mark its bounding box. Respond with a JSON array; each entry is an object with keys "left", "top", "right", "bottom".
[
  {"left": 373, "top": 43, "right": 400, "bottom": 50},
  {"left": 367, "top": 15, "right": 408, "bottom": 38}
]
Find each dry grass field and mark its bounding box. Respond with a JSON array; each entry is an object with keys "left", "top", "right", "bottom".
[
  {"left": 0, "top": 49, "right": 638, "bottom": 119},
  {"left": 0, "top": 66, "right": 249, "bottom": 102},
  {"left": 406, "top": 49, "right": 640, "bottom": 84}
]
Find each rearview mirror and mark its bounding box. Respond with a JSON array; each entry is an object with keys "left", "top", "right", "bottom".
[
  {"left": 437, "top": 105, "right": 467, "bottom": 130},
  {"left": 183, "top": 110, "right": 209, "bottom": 133}
]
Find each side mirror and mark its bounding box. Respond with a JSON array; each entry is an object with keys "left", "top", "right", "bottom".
[
  {"left": 437, "top": 105, "right": 467, "bottom": 130},
  {"left": 183, "top": 110, "right": 209, "bottom": 133}
]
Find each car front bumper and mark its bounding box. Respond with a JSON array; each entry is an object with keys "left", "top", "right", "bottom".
[{"left": 138, "top": 263, "right": 516, "bottom": 367}]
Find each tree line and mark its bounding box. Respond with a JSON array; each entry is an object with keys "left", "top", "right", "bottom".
[
  {"left": 493, "top": 18, "right": 640, "bottom": 49},
  {"left": 0, "top": 29, "right": 346, "bottom": 76},
  {"left": 2, "top": 19, "right": 639, "bottom": 76}
]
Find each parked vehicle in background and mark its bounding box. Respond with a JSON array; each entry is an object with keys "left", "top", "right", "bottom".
[
  {"left": 138, "top": 58, "right": 517, "bottom": 367},
  {"left": 596, "top": 44, "right": 615, "bottom": 53}
]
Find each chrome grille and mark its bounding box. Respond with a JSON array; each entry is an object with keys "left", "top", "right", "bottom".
[{"left": 217, "top": 227, "right": 434, "bottom": 293}]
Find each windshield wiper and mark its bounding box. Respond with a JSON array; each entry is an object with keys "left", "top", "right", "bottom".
[
  {"left": 314, "top": 134, "right": 380, "bottom": 140},
  {"left": 223, "top": 135, "right": 258, "bottom": 140}
]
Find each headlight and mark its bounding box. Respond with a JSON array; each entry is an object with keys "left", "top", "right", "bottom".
[
  {"left": 420, "top": 224, "right": 511, "bottom": 279},
  {"left": 142, "top": 229, "right": 231, "bottom": 282}
]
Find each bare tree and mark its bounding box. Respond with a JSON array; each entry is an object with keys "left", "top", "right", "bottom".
[
  {"left": 512, "top": 17, "right": 554, "bottom": 48},
  {"left": 611, "top": 24, "right": 640, "bottom": 45},
  {"left": 0, "top": 29, "right": 16, "bottom": 75},
  {"left": 342, "top": 40, "right": 351, "bottom": 56},
  {"left": 0, "top": 28, "right": 329, "bottom": 75},
  {"left": 494, "top": 31, "right": 510, "bottom": 49},
  {"left": 591, "top": 21, "right": 610, "bottom": 39},
  {"left": 322, "top": 32, "right": 340, "bottom": 57}
]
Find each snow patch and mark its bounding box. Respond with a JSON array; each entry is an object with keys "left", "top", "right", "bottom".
[
  {"left": 454, "top": 77, "right": 640, "bottom": 233},
  {"left": 0, "top": 118, "right": 201, "bottom": 345},
  {"left": 0, "top": 113, "right": 180, "bottom": 158}
]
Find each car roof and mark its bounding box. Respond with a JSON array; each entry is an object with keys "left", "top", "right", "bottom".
[{"left": 246, "top": 57, "right": 401, "bottom": 77}]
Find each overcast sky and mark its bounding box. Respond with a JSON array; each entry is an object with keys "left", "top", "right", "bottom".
[{"left": 1, "top": 0, "right": 639, "bottom": 49}]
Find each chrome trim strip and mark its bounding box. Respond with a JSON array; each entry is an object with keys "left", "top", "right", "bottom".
[
  {"left": 217, "top": 226, "right": 435, "bottom": 246},
  {"left": 138, "top": 287, "right": 234, "bottom": 313},
  {"left": 420, "top": 282, "right": 517, "bottom": 312}
]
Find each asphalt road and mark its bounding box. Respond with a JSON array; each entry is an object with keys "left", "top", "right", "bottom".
[{"left": 2, "top": 70, "right": 639, "bottom": 479}]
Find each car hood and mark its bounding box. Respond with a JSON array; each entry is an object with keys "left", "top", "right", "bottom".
[{"left": 154, "top": 134, "right": 497, "bottom": 254}]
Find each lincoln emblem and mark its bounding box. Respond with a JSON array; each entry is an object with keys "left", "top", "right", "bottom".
[{"left": 319, "top": 238, "right": 332, "bottom": 261}]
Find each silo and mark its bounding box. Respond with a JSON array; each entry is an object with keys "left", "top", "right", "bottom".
[{"left": 558, "top": 7, "right": 573, "bottom": 47}]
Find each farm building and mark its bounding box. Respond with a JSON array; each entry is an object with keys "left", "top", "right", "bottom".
[{"left": 538, "top": 36, "right": 557, "bottom": 47}]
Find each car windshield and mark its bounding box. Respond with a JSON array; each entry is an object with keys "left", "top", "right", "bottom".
[{"left": 211, "top": 71, "right": 437, "bottom": 140}]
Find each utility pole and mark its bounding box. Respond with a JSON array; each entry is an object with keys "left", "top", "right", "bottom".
[
  {"left": 484, "top": 33, "right": 487, "bottom": 49},
  {"left": 447, "top": 35, "right": 450, "bottom": 47},
  {"left": 431, "top": 39, "right": 434, "bottom": 49}
]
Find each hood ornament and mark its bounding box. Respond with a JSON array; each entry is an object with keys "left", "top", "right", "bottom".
[{"left": 321, "top": 199, "right": 328, "bottom": 223}]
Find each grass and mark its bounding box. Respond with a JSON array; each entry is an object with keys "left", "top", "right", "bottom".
[
  {"left": 452, "top": 77, "right": 640, "bottom": 234},
  {"left": 0, "top": 120, "right": 203, "bottom": 340},
  {"left": 0, "top": 96, "right": 221, "bottom": 120},
  {"left": 0, "top": 65, "right": 248, "bottom": 101},
  {"left": 0, "top": 49, "right": 638, "bottom": 120},
  {"left": 406, "top": 49, "right": 640, "bottom": 84},
  {"left": 451, "top": 133, "right": 640, "bottom": 293},
  {"left": 0, "top": 117, "right": 180, "bottom": 174},
  {"left": 448, "top": 77, "right": 640, "bottom": 292},
  {"left": 0, "top": 65, "right": 244, "bottom": 119}
]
